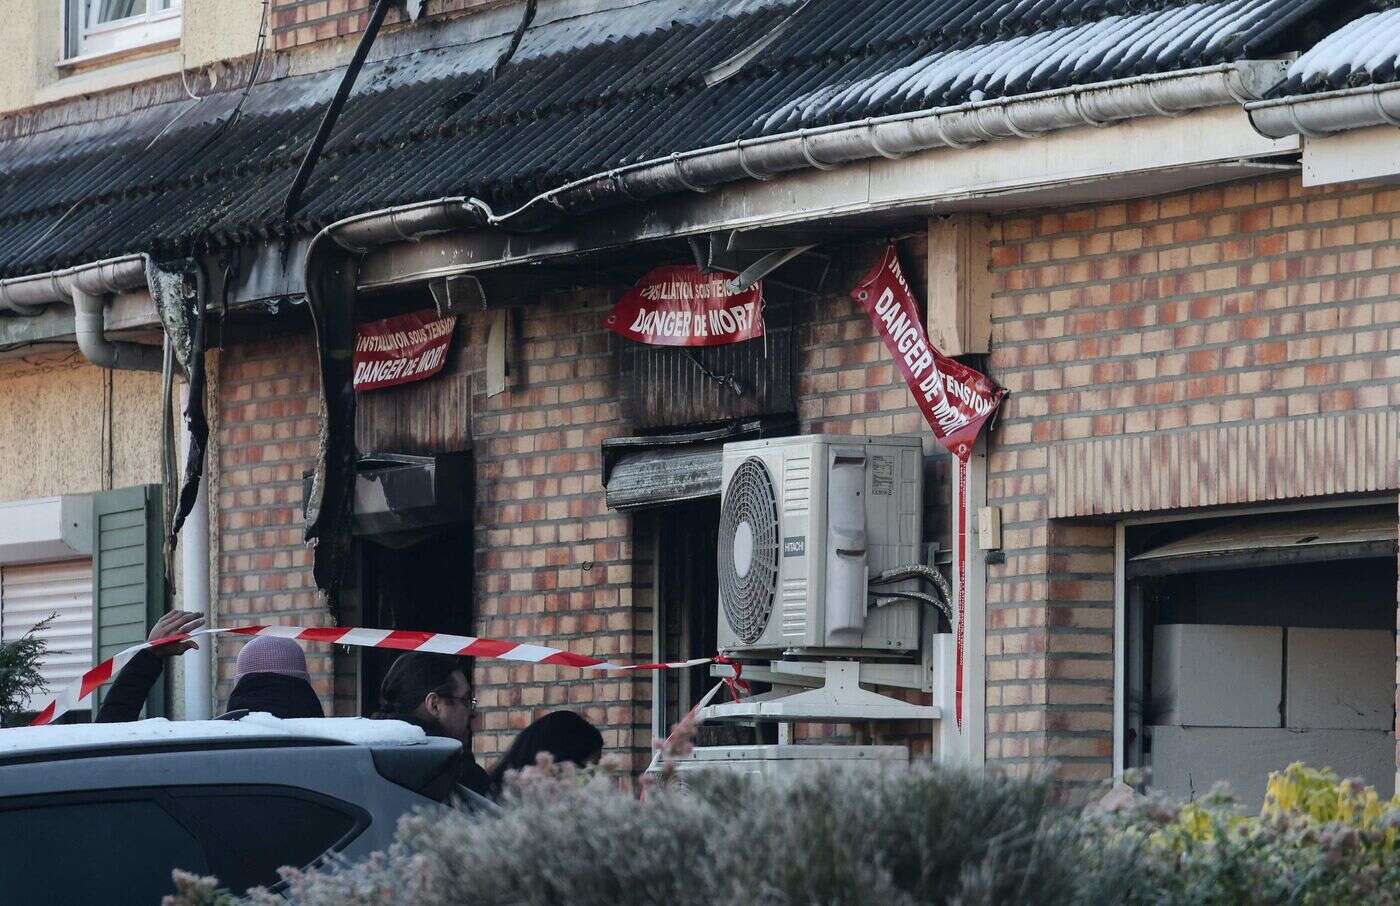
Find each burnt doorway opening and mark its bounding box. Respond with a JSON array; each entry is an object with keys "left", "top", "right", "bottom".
[
  {"left": 357, "top": 524, "right": 474, "bottom": 715},
  {"left": 655, "top": 500, "right": 774, "bottom": 746}
]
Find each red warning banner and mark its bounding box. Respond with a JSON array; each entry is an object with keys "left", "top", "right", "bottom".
[
  {"left": 354, "top": 310, "right": 456, "bottom": 392},
  {"left": 851, "top": 246, "right": 1005, "bottom": 462},
  {"left": 605, "top": 265, "right": 763, "bottom": 346}
]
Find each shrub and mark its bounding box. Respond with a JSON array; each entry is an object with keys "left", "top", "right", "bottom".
[
  {"left": 164, "top": 760, "right": 1399, "bottom": 906},
  {"left": 167, "top": 759, "right": 1133, "bottom": 906},
  {"left": 0, "top": 615, "right": 50, "bottom": 723},
  {"left": 1085, "top": 763, "right": 1400, "bottom": 905}
]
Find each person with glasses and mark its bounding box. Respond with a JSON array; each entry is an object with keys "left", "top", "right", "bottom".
[{"left": 372, "top": 652, "right": 490, "bottom": 797}]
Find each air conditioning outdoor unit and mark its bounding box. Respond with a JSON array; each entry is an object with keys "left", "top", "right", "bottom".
[{"left": 716, "top": 434, "right": 923, "bottom": 656}]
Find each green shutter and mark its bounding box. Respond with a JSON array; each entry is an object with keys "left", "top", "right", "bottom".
[{"left": 91, "top": 485, "right": 166, "bottom": 718}]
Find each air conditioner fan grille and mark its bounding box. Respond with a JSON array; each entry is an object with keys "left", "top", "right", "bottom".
[{"left": 718, "top": 457, "right": 780, "bottom": 644}]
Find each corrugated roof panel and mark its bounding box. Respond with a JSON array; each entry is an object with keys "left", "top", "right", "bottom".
[
  {"left": 1278, "top": 6, "right": 1400, "bottom": 96},
  {"left": 0, "top": 0, "right": 1343, "bottom": 277}
]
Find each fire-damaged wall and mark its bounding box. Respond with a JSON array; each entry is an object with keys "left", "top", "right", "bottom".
[
  {"left": 209, "top": 174, "right": 1400, "bottom": 787},
  {"left": 984, "top": 175, "right": 1400, "bottom": 799},
  {"left": 464, "top": 247, "right": 954, "bottom": 764},
  {"left": 463, "top": 287, "right": 649, "bottom": 765}
]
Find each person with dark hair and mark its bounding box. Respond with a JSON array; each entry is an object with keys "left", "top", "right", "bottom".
[
  {"left": 488, "top": 710, "right": 604, "bottom": 797},
  {"left": 372, "top": 651, "right": 491, "bottom": 797}
]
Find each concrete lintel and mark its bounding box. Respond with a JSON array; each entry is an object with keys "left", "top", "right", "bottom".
[{"left": 0, "top": 496, "right": 90, "bottom": 565}]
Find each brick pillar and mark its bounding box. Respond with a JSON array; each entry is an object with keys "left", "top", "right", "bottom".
[
  {"left": 466, "top": 290, "right": 654, "bottom": 769},
  {"left": 214, "top": 331, "right": 340, "bottom": 713}
]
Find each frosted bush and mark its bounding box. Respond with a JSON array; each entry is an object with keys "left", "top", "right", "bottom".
[
  {"left": 167, "top": 760, "right": 1128, "bottom": 906},
  {"left": 164, "top": 759, "right": 1399, "bottom": 906},
  {"left": 1086, "top": 764, "right": 1400, "bottom": 905}
]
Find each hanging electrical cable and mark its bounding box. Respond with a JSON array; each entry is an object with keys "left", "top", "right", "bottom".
[{"left": 166, "top": 0, "right": 270, "bottom": 186}]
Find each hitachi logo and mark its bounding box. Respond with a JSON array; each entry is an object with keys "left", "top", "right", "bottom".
[{"left": 783, "top": 536, "right": 806, "bottom": 557}]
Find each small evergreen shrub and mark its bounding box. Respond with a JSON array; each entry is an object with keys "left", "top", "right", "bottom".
[{"left": 0, "top": 615, "right": 50, "bottom": 724}]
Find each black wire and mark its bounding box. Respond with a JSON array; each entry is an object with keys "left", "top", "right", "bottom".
[
  {"left": 681, "top": 348, "right": 745, "bottom": 396},
  {"left": 176, "top": 0, "right": 271, "bottom": 182},
  {"left": 284, "top": 0, "right": 396, "bottom": 219},
  {"left": 493, "top": 0, "right": 538, "bottom": 80}
]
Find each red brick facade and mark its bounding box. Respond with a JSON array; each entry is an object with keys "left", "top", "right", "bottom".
[
  {"left": 464, "top": 288, "right": 651, "bottom": 766},
  {"left": 208, "top": 175, "right": 1400, "bottom": 789},
  {"left": 985, "top": 176, "right": 1400, "bottom": 796},
  {"left": 271, "top": 0, "right": 504, "bottom": 50},
  {"left": 213, "top": 329, "right": 341, "bottom": 713}
]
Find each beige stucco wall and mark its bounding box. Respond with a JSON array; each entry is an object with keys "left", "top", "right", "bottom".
[
  {"left": 0, "top": 352, "right": 163, "bottom": 502},
  {"left": 182, "top": 0, "right": 266, "bottom": 70},
  {"left": 0, "top": 0, "right": 264, "bottom": 116},
  {"left": 0, "top": 1, "right": 49, "bottom": 115}
]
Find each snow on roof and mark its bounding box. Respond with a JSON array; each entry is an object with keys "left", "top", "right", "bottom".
[{"left": 0, "top": 714, "right": 429, "bottom": 757}]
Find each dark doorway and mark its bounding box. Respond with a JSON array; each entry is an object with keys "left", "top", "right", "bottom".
[
  {"left": 357, "top": 524, "right": 473, "bottom": 715},
  {"left": 657, "top": 500, "right": 773, "bottom": 746}
]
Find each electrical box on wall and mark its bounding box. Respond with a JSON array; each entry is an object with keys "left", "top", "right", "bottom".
[{"left": 715, "top": 434, "right": 923, "bottom": 656}]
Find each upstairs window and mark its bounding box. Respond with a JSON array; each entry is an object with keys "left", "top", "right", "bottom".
[{"left": 64, "top": 0, "right": 182, "bottom": 61}]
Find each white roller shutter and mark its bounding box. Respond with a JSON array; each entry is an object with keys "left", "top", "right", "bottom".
[{"left": 0, "top": 559, "right": 94, "bottom": 712}]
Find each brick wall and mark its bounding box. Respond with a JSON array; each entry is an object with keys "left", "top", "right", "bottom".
[
  {"left": 214, "top": 328, "right": 344, "bottom": 713},
  {"left": 464, "top": 289, "right": 654, "bottom": 767},
  {"left": 457, "top": 254, "right": 962, "bottom": 763},
  {"left": 271, "top": 0, "right": 504, "bottom": 50},
  {"left": 793, "top": 240, "right": 952, "bottom": 754},
  {"left": 985, "top": 175, "right": 1400, "bottom": 797},
  {"left": 207, "top": 175, "right": 1398, "bottom": 791}
]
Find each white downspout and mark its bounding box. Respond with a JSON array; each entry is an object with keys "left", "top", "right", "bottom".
[
  {"left": 71, "top": 286, "right": 165, "bottom": 373},
  {"left": 180, "top": 381, "right": 212, "bottom": 720}
]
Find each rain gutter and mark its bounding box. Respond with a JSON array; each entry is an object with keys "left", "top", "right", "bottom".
[
  {"left": 470, "top": 61, "right": 1288, "bottom": 224},
  {"left": 1247, "top": 81, "right": 1400, "bottom": 138},
  {"left": 325, "top": 197, "right": 487, "bottom": 253},
  {"left": 0, "top": 254, "right": 161, "bottom": 372},
  {"left": 313, "top": 63, "right": 1287, "bottom": 254}
]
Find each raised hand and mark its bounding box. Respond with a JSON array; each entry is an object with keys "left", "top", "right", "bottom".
[{"left": 147, "top": 609, "right": 206, "bottom": 658}]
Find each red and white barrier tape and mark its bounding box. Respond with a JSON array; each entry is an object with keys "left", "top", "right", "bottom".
[
  {"left": 28, "top": 624, "right": 716, "bottom": 727},
  {"left": 641, "top": 658, "right": 751, "bottom": 782}
]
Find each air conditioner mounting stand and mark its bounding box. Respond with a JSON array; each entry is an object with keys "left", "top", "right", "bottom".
[{"left": 698, "top": 661, "right": 942, "bottom": 723}]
